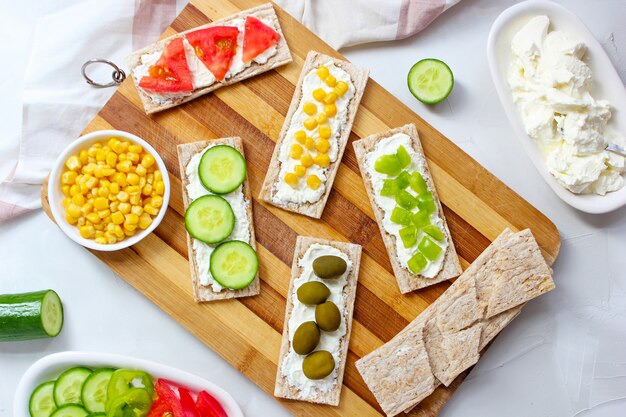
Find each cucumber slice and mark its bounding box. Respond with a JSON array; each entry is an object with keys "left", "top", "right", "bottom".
[
  {"left": 30, "top": 381, "right": 57, "bottom": 417},
  {"left": 210, "top": 240, "right": 259, "bottom": 289},
  {"left": 198, "top": 145, "right": 247, "bottom": 194},
  {"left": 408, "top": 59, "right": 454, "bottom": 104},
  {"left": 0, "top": 290, "right": 63, "bottom": 341},
  {"left": 54, "top": 367, "right": 92, "bottom": 407},
  {"left": 185, "top": 195, "right": 235, "bottom": 244},
  {"left": 81, "top": 368, "right": 115, "bottom": 413},
  {"left": 50, "top": 405, "right": 89, "bottom": 417}
]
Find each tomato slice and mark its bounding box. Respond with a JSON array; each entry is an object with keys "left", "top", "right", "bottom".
[
  {"left": 195, "top": 391, "right": 227, "bottom": 417},
  {"left": 242, "top": 16, "right": 280, "bottom": 63},
  {"left": 186, "top": 26, "right": 239, "bottom": 81},
  {"left": 139, "top": 37, "right": 194, "bottom": 93},
  {"left": 178, "top": 387, "right": 200, "bottom": 417}
]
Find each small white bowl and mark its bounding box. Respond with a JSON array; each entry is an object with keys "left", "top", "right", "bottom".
[
  {"left": 487, "top": 0, "right": 626, "bottom": 214},
  {"left": 48, "top": 130, "right": 170, "bottom": 251},
  {"left": 14, "top": 351, "right": 244, "bottom": 417}
]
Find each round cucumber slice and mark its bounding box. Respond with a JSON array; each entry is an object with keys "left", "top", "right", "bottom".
[
  {"left": 50, "top": 404, "right": 89, "bottom": 417},
  {"left": 30, "top": 381, "right": 57, "bottom": 417},
  {"left": 210, "top": 240, "right": 259, "bottom": 289},
  {"left": 185, "top": 195, "right": 235, "bottom": 244},
  {"left": 407, "top": 59, "right": 454, "bottom": 104},
  {"left": 41, "top": 290, "right": 64, "bottom": 338},
  {"left": 198, "top": 145, "right": 247, "bottom": 194},
  {"left": 80, "top": 368, "right": 115, "bottom": 413},
  {"left": 53, "top": 367, "right": 92, "bottom": 407}
]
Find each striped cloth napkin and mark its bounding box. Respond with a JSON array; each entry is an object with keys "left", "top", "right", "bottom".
[{"left": 0, "top": 0, "right": 461, "bottom": 222}]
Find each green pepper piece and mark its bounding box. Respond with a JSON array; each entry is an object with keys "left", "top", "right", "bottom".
[
  {"left": 107, "top": 369, "right": 153, "bottom": 409},
  {"left": 396, "top": 171, "right": 410, "bottom": 189},
  {"left": 409, "top": 172, "right": 428, "bottom": 194},
  {"left": 390, "top": 206, "right": 413, "bottom": 225},
  {"left": 375, "top": 154, "right": 402, "bottom": 176},
  {"left": 418, "top": 236, "right": 442, "bottom": 261},
  {"left": 417, "top": 193, "right": 436, "bottom": 214},
  {"left": 381, "top": 179, "right": 400, "bottom": 197},
  {"left": 423, "top": 225, "right": 444, "bottom": 241},
  {"left": 412, "top": 210, "right": 430, "bottom": 228},
  {"left": 396, "top": 146, "right": 411, "bottom": 168},
  {"left": 399, "top": 226, "right": 417, "bottom": 248},
  {"left": 106, "top": 388, "right": 152, "bottom": 417},
  {"left": 408, "top": 252, "right": 428, "bottom": 274},
  {"left": 395, "top": 189, "right": 418, "bottom": 210}
]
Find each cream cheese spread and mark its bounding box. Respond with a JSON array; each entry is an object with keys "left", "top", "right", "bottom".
[
  {"left": 365, "top": 133, "right": 447, "bottom": 278},
  {"left": 134, "top": 17, "right": 278, "bottom": 105},
  {"left": 281, "top": 244, "right": 352, "bottom": 395},
  {"left": 185, "top": 144, "right": 250, "bottom": 291},
  {"left": 272, "top": 64, "right": 355, "bottom": 204},
  {"left": 508, "top": 15, "right": 625, "bottom": 195}
]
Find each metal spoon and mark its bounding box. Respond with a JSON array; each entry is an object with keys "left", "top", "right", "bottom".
[{"left": 606, "top": 143, "right": 626, "bottom": 157}]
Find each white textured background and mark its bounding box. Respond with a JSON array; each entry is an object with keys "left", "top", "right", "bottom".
[{"left": 1, "top": 0, "right": 625, "bottom": 416}]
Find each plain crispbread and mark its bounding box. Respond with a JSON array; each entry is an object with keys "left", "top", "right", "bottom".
[
  {"left": 259, "top": 51, "right": 369, "bottom": 218},
  {"left": 353, "top": 123, "right": 462, "bottom": 293},
  {"left": 356, "top": 228, "right": 555, "bottom": 416},
  {"left": 127, "top": 3, "right": 292, "bottom": 114},
  {"left": 177, "top": 138, "right": 260, "bottom": 302},
  {"left": 274, "top": 236, "right": 361, "bottom": 405}
]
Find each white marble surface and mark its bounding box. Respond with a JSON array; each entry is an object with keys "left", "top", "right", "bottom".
[{"left": 1, "top": 0, "right": 626, "bottom": 416}]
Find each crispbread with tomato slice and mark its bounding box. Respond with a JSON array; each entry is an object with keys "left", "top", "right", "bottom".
[{"left": 127, "top": 3, "right": 291, "bottom": 114}]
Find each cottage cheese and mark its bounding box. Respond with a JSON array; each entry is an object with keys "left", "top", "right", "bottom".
[
  {"left": 281, "top": 244, "right": 351, "bottom": 395},
  {"left": 365, "top": 133, "right": 447, "bottom": 278},
  {"left": 272, "top": 64, "right": 355, "bottom": 204},
  {"left": 508, "top": 15, "right": 625, "bottom": 194},
  {"left": 185, "top": 144, "right": 250, "bottom": 291}
]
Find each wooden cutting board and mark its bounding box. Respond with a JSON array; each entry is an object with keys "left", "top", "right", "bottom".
[{"left": 41, "top": 0, "right": 561, "bottom": 416}]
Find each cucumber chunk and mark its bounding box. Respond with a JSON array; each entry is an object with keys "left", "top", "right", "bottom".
[
  {"left": 0, "top": 290, "right": 63, "bottom": 341},
  {"left": 407, "top": 58, "right": 454, "bottom": 104},
  {"left": 81, "top": 368, "right": 115, "bottom": 413},
  {"left": 198, "top": 145, "right": 247, "bottom": 194},
  {"left": 185, "top": 195, "right": 235, "bottom": 244},
  {"left": 50, "top": 405, "right": 89, "bottom": 417},
  {"left": 210, "top": 240, "right": 259, "bottom": 289},
  {"left": 30, "top": 381, "right": 57, "bottom": 417},
  {"left": 54, "top": 367, "right": 92, "bottom": 407}
]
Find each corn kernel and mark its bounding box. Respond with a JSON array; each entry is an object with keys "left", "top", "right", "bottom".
[
  {"left": 284, "top": 173, "right": 299, "bottom": 187},
  {"left": 304, "top": 117, "right": 318, "bottom": 131},
  {"left": 95, "top": 149, "right": 106, "bottom": 162},
  {"left": 110, "top": 201, "right": 120, "bottom": 212},
  {"left": 87, "top": 147, "right": 98, "bottom": 158},
  {"left": 65, "top": 155, "right": 82, "bottom": 171},
  {"left": 94, "top": 197, "right": 108, "bottom": 210},
  {"left": 318, "top": 124, "right": 332, "bottom": 139},
  {"left": 77, "top": 217, "right": 86, "bottom": 226},
  {"left": 61, "top": 171, "right": 78, "bottom": 185},
  {"left": 303, "top": 101, "right": 317, "bottom": 115},
  {"left": 114, "top": 225, "right": 124, "bottom": 238},
  {"left": 112, "top": 140, "right": 127, "bottom": 154},
  {"left": 325, "top": 75, "right": 337, "bottom": 87},
  {"left": 111, "top": 211, "right": 124, "bottom": 224},
  {"left": 316, "top": 66, "right": 329, "bottom": 79},
  {"left": 123, "top": 228, "right": 136, "bottom": 237},
  {"left": 154, "top": 181, "right": 165, "bottom": 196},
  {"left": 131, "top": 205, "right": 144, "bottom": 216},
  {"left": 324, "top": 103, "right": 337, "bottom": 117},
  {"left": 124, "top": 213, "right": 139, "bottom": 225},
  {"left": 138, "top": 177, "right": 147, "bottom": 188},
  {"left": 300, "top": 154, "right": 313, "bottom": 168},
  {"left": 117, "top": 191, "right": 129, "bottom": 202},
  {"left": 315, "top": 139, "right": 331, "bottom": 153},
  {"left": 97, "top": 187, "right": 109, "bottom": 198},
  {"left": 118, "top": 203, "right": 131, "bottom": 214},
  {"left": 79, "top": 225, "right": 94, "bottom": 239},
  {"left": 97, "top": 209, "right": 111, "bottom": 219},
  {"left": 86, "top": 212, "right": 100, "bottom": 224},
  {"left": 61, "top": 185, "right": 71, "bottom": 197},
  {"left": 294, "top": 165, "right": 307, "bottom": 177},
  {"left": 142, "top": 184, "right": 153, "bottom": 196},
  {"left": 95, "top": 230, "right": 105, "bottom": 238},
  {"left": 141, "top": 154, "right": 155, "bottom": 168},
  {"left": 79, "top": 150, "right": 89, "bottom": 164},
  {"left": 314, "top": 153, "right": 331, "bottom": 168},
  {"left": 81, "top": 163, "right": 96, "bottom": 175},
  {"left": 135, "top": 164, "right": 147, "bottom": 177},
  {"left": 81, "top": 204, "right": 93, "bottom": 216},
  {"left": 290, "top": 144, "right": 303, "bottom": 159},
  {"left": 105, "top": 233, "right": 117, "bottom": 244},
  {"left": 69, "top": 184, "right": 80, "bottom": 196},
  {"left": 151, "top": 196, "right": 163, "bottom": 208},
  {"left": 312, "top": 88, "right": 326, "bottom": 102},
  {"left": 109, "top": 182, "right": 120, "bottom": 194},
  {"left": 62, "top": 198, "right": 72, "bottom": 209},
  {"left": 101, "top": 167, "right": 115, "bottom": 177},
  {"left": 67, "top": 204, "right": 81, "bottom": 218},
  {"left": 123, "top": 223, "right": 137, "bottom": 232},
  {"left": 323, "top": 92, "right": 338, "bottom": 104},
  {"left": 118, "top": 153, "right": 127, "bottom": 161},
  {"left": 128, "top": 144, "right": 143, "bottom": 154},
  {"left": 108, "top": 193, "right": 118, "bottom": 202},
  {"left": 65, "top": 213, "right": 78, "bottom": 225},
  {"left": 126, "top": 173, "right": 139, "bottom": 185},
  {"left": 126, "top": 185, "right": 141, "bottom": 196},
  {"left": 144, "top": 204, "right": 159, "bottom": 216},
  {"left": 86, "top": 176, "right": 98, "bottom": 189},
  {"left": 154, "top": 170, "right": 163, "bottom": 182},
  {"left": 315, "top": 113, "right": 327, "bottom": 124},
  {"left": 138, "top": 213, "right": 153, "bottom": 230},
  {"left": 94, "top": 237, "right": 107, "bottom": 244},
  {"left": 126, "top": 152, "right": 139, "bottom": 163},
  {"left": 79, "top": 184, "right": 89, "bottom": 194},
  {"left": 72, "top": 193, "right": 85, "bottom": 206},
  {"left": 334, "top": 81, "right": 349, "bottom": 96},
  {"left": 304, "top": 136, "right": 315, "bottom": 150},
  {"left": 116, "top": 160, "right": 132, "bottom": 173},
  {"left": 307, "top": 175, "right": 322, "bottom": 190},
  {"left": 129, "top": 194, "right": 141, "bottom": 205},
  {"left": 294, "top": 130, "right": 307, "bottom": 144}
]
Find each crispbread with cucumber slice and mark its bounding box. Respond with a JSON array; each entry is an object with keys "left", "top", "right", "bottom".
[
  {"left": 177, "top": 137, "right": 260, "bottom": 302},
  {"left": 352, "top": 123, "right": 462, "bottom": 293}
]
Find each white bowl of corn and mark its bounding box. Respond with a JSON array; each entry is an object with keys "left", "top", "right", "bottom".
[{"left": 48, "top": 130, "right": 170, "bottom": 251}]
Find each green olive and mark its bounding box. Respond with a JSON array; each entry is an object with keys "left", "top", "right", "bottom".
[
  {"left": 312, "top": 255, "right": 347, "bottom": 279},
  {"left": 302, "top": 350, "right": 335, "bottom": 380},
  {"left": 292, "top": 321, "right": 320, "bottom": 355},
  {"left": 315, "top": 301, "right": 341, "bottom": 332},
  {"left": 297, "top": 281, "right": 331, "bottom": 305}
]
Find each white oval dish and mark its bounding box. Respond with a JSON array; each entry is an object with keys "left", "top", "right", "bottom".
[
  {"left": 14, "top": 351, "right": 243, "bottom": 417},
  {"left": 48, "top": 130, "right": 170, "bottom": 251},
  {"left": 487, "top": 0, "right": 626, "bottom": 214}
]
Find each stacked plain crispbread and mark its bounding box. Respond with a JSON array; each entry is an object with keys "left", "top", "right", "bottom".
[{"left": 356, "top": 228, "right": 555, "bottom": 416}]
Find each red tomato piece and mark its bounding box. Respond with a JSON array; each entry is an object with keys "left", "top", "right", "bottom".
[
  {"left": 186, "top": 26, "right": 239, "bottom": 81},
  {"left": 196, "top": 391, "right": 228, "bottom": 417},
  {"left": 149, "top": 379, "right": 185, "bottom": 417},
  {"left": 147, "top": 396, "right": 170, "bottom": 417},
  {"left": 242, "top": 16, "right": 280, "bottom": 63},
  {"left": 139, "top": 37, "right": 194, "bottom": 93},
  {"left": 179, "top": 387, "right": 200, "bottom": 417}
]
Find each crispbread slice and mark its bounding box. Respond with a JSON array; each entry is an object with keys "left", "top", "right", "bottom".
[
  {"left": 259, "top": 51, "right": 369, "bottom": 219},
  {"left": 352, "top": 123, "right": 462, "bottom": 293},
  {"left": 127, "top": 3, "right": 292, "bottom": 114},
  {"left": 177, "top": 138, "right": 260, "bottom": 301},
  {"left": 274, "top": 236, "right": 361, "bottom": 405}
]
